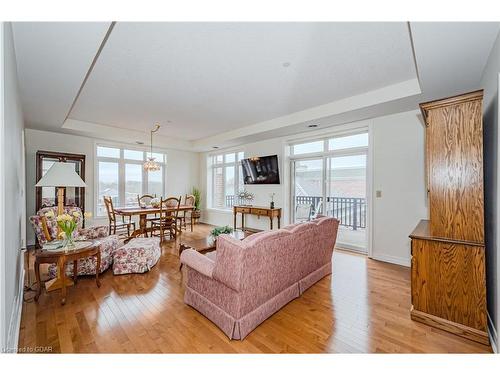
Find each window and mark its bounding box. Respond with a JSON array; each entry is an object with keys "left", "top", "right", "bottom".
[
  {"left": 291, "top": 131, "right": 369, "bottom": 156},
  {"left": 328, "top": 133, "right": 368, "bottom": 151},
  {"left": 96, "top": 145, "right": 167, "bottom": 216},
  {"left": 291, "top": 140, "right": 324, "bottom": 155},
  {"left": 209, "top": 151, "right": 244, "bottom": 209}
]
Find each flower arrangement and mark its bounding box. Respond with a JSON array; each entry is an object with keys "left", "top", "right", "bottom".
[
  {"left": 45, "top": 209, "right": 91, "bottom": 248},
  {"left": 150, "top": 197, "right": 161, "bottom": 208},
  {"left": 210, "top": 225, "right": 233, "bottom": 238},
  {"left": 237, "top": 190, "right": 254, "bottom": 206}
]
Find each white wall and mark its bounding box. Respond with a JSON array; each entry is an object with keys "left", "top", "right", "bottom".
[
  {"left": 481, "top": 29, "right": 500, "bottom": 350},
  {"left": 1, "top": 22, "right": 26, "bottom": 352},
  {"left": 201, "top": 137, "right": 287, "bottom": 230},
  {"left": 25, "top": 128, "right": 200, "bottom": 246},
  {"left": 371, "top": 110, "right": 428, "bottom": 266},
  {"left": 200, "top": 110, "right": 428, "bottom": 267}
]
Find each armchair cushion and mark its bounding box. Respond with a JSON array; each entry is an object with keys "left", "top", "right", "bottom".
[{"left": 180, "top": 249, "right": 215, "bottom": 278}]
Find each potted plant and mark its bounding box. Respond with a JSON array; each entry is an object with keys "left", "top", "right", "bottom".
[
  {"left": 192, "top": 187, "right": 202, "bottom": 221},
  {"left": 210, "top": 225, "right": 233, "bottom": 239}
]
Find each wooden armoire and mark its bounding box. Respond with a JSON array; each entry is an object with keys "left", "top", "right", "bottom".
[{"left": 409, "top": 90, "right": 488, "bottom": 345}]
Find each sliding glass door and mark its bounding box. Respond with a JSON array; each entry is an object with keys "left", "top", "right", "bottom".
[
  {"left": 326, "top": 153, "right": 367, "bottom": 252},
  {"left": 290, "top": 131, "right": 368, "bottom": 253}
]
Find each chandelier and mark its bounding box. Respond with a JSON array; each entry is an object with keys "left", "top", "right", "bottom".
[{"left": 144, "top": 123, "right": 161, "bottom": 172}]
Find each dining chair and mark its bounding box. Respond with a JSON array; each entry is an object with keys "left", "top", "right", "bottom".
[
  {"left": 103, "top": 196, "right": 136, "bottom": 238},
  {"left": 151, "top": 196, "right": 181, "bottom": 242},
  {"left": 177, "top": 194, "right": 195, "bottom": 232},
  {"left": 137, "top": 194, "right": 158, "bottom": 237},
  {"left": 137, "top": 194, "right": 156, "bottom": 207},
  {"left": 311, "top": 200, "right": 323, "bottom": 220},
  {"left": 295, "top": 203, "right": 313, "bottom": 223}
]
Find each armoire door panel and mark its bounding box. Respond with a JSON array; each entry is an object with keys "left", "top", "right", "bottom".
[{"left": 426, "top": 99, "right": 484, "bottom": 243}]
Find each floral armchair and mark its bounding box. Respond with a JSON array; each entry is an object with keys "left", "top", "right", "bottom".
[{"left": 29, "top": 206, "right": 119, "bottom": 277}]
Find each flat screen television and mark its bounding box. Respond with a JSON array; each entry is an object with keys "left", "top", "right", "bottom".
[{"left": 241, "top": 155, "right": 280, "bottom": 184}]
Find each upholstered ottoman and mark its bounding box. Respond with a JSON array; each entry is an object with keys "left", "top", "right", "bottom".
[{"left": 112, "top": 238, "right": 161, "bottom": 275}]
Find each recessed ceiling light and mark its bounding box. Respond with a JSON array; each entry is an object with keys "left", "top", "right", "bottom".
[
  {"left": 136, "top": 141, "right": 144, "bottom": 145},
  {"left": 282, "top": 62, "right": 291, "bottom": 67},
  {"left": 308, "top": 124, "right": 319, "bottom": 128},
  {"left": 213, "top": 146, "right": 219, "bottom": 149}
]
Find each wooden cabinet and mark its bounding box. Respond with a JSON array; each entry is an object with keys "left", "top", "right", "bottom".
[{"left": 410, "top": 91, "right": 488, "bottom": 345}]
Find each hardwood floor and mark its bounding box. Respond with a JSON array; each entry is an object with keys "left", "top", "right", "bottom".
[{"left": 19, "top": 224, "right": 493, "bottom": 353}]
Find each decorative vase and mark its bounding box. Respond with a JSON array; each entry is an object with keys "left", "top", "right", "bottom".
[
  {"left": 62, "top": 232, "right": 76, "bottom": 249},
  {"left": 270, "top": 201, "right": 275, "bottom": 209}
]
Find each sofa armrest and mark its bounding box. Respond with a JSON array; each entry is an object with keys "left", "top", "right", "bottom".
[
  {"left": 212, "top": 235, "right": 244, "bottom": 291},
  {"left": 180, "top": 249, "right": 215, "bottom": 278}
]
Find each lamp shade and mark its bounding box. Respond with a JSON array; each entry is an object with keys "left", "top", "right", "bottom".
[{"left": 35, "top": 162, "right": 86, "bottom": 187}]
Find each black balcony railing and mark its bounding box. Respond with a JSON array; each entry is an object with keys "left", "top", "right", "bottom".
[{"left": 225, "top": 195, "right": 366, "bottom": 230}]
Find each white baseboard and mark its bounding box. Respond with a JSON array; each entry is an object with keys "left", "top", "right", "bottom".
[
  {"left": 488, "top": 312, "right": 498, "bottom": 353},
  {"left": 6, "top": 250, "right": 25, "bottom": 353},
  {"left": 370, "top": 253, "right": 410, "bottom": 267}
]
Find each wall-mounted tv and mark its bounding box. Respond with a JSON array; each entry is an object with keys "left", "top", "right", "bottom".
[{"left": 241, "top": 155, "right": 280, "bottom": 184}]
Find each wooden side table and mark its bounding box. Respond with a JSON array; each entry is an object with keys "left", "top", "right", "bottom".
[
  {"left": 233, "top": 205, "right": 281, "bottom": 231},
  {"left": 34, "top": 240, "right": 101, "bottom": 305}
]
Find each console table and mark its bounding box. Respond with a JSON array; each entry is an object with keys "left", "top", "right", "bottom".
[{"left": 233, "top": 205, "right": 281, "bottom": 231}]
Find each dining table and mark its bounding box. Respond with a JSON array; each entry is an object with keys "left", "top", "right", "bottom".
[{"left": 114, "top": 205, "right": 195, "bottom": 240}]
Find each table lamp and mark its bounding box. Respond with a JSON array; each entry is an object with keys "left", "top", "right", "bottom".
[
  {"left": 35, "top": 162, "right": 86, "bottom": 292},
  {"left": 35, "top": 162, "right": 87, "bottom": 217}
]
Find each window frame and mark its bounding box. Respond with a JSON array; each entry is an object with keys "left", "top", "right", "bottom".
[
  {"left": 289, "top": 129, "right": 369, "bottom": 158},
  {"left": 94, "top": 143, "right": 167, "bottom": 217},
  {"left": 208, "top": 150, "right": 244, "bottom": 210}
]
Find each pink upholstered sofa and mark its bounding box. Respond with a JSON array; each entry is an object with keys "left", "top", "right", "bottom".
[{"left": 180, "top": 216, "right": 339, "bottom": 340}]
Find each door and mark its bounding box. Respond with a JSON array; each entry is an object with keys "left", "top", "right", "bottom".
[{"left": 326, "top": 153, "right": 367, "bottom": 252}]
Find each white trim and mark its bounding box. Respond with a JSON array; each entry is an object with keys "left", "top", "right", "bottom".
[
  {"left": 6, "top": 258, "right": 24, "bottom": 353},
  {"left": 0, "top": 21, "right": 6, "bottom": 351},
  {"left": 371, "top": 254, "right": 411, "bottom": 268},
  {"left": 367, "top": 121, "right": 375, "bottom": 259},
  {"left": 488, "top": 312, "right": 498, "bottom": 353}
]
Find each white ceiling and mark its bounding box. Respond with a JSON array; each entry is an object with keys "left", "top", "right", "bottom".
[
  {"left": 11, "top": 22, "right": 500, "bottom": 151},
  {"left": 69, "top": 22, "right": 417, "bottom": 140},
  {"left": 11, "top": 22, "right": 111, "bottom": 129}
]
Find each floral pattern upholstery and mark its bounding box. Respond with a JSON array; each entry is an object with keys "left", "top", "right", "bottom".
[
  {"left": 48, "top": 235, "right": 119, "bottom": 278},
  {"left": 112, "top": 238, "right": 161, "bottom": 275},
  {"left": 30, "top": 206, "right": 119, "bottom": 278},
  {"left": 30, "top": 206, "right": 84, "bottom": 245}
]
